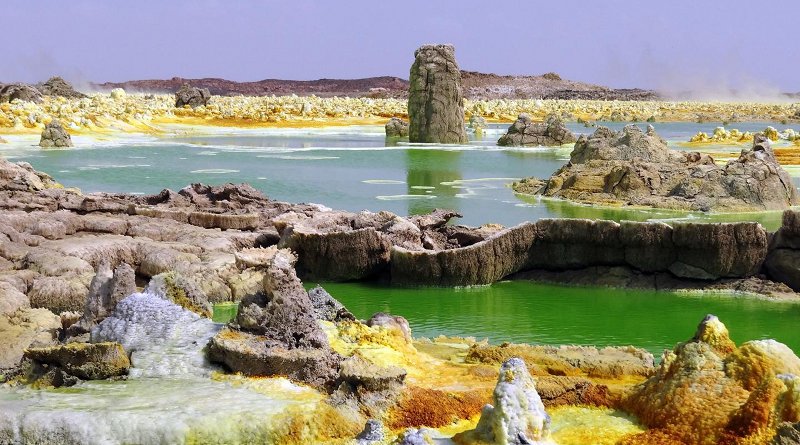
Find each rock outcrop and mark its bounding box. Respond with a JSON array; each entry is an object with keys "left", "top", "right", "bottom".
[
  {"left": 0, "top": 308, "right": 60, "bottom": 370},
  {"left": 308, "top": 285, "right": 355, "bottom": 322},
  {"left": 39, "top": 119, "right": 73, "bottom": 148},
  {"left": 454, "top": 357, "right": 552, "bottom": 445},
  {"left": 24, "top": 342, "right": 130, "bottom": 382},
  {"left": 624, "top": 315, "right": 800, "bottom": 445},
  {"left": 174, "top": 83, "right": 211, "bottom": 108},
  {"left": 514, "top": 125, "right": 799, "bottom": 212},
  {"left": 385, "top": 117, "right": 409, "bottom": 137},
  {"left": 497, "top": 114, "right": 577, "bottom": 147},
  {"left": 0, "top": 83, "right": 42, "bottom": 103},
  {"left": 208, "top": 247, "right": 342, "bottom": 388},
  {"left": 407, "top": 44, "right": 468, "bottom": 144},
  {"left": 766, "top": 209, "right": 800, "bottom": 291},
  {"left": 391, "top": 219, "right": 770, "bottom": 286},
  {"left": 67, "top": 261, "right": 136, "bottom": 336},
  {"left": 37, "top": 77, "right": 86, "bottom": 99}
]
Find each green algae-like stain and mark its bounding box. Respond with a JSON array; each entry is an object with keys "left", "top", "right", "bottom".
[{"left": 212, "top": 302, "right": 239, "bottom": 324}]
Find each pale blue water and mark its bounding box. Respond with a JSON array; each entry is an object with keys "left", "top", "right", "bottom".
[{"left": 0, "top": 122, "right": 797, "bottom": 229}]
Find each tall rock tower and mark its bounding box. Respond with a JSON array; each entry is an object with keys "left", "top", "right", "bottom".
[{"left": 408, "top": 44, "right": 468, "bottom": 144}]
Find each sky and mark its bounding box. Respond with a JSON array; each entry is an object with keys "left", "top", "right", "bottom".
[{"left": 3, "top": 0, "right": 799, "bottom": 96}]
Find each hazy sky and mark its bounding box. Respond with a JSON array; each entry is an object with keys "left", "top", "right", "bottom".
[{"left": 3, "top": 0, "right": 799, "bottom": 94}]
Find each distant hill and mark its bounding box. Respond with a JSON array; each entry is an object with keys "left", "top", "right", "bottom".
[{"left": 93, "top": 71, "right": 662, "bottom": 101}]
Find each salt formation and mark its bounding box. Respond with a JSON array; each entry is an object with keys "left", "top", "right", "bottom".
[
  {"left": 92, "top": 290, "right": 220, "bottom": 378},
  {"left": 455, "top": 357, "right": 553, "bottom": 445},
  {"left": 408, "top": 44, "right": 468, "bottom": 144}
]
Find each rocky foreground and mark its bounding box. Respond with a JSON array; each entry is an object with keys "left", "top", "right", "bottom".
[{"left": 0, "top": 155, "right": 799, "bottom": 443}]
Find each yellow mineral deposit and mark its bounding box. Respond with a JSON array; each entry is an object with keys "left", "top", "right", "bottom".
[{"left": 3, "top": 92, "right": 800, "bottom": 138}]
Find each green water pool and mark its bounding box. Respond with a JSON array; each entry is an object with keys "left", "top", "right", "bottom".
[{"left": 213, "top": 281, "right": 800, "bottom": 355}]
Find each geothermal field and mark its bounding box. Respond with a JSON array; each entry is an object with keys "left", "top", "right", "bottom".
[{"left": 1, "top": 3, "right": 800, "bottom": 445}]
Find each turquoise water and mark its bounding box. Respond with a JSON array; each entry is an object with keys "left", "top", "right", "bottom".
[
  {"left": 1, "top": 122, "right": 797, "bottom": 229},
  {"left": 315, "top": 281, "right": 800, "bottom": 355}
]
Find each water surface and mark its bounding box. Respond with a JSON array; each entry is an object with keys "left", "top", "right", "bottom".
[
  {"left": 2, "top": 122, "right": 797, "bottom": 229},
  {"left": 314, "top": 281, "right": 800, "bottom": 355}
]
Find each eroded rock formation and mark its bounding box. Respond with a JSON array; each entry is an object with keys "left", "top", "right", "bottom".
[
  {"left": 39, "top": 119, "right": 73, "bottom": 148},
  {"left": 408, "top": 44, "right": 468, "bottom": 144},
  {"left": 385, "top": 117, "right": 409, "bottom": 137},
  {"left": 766, "top": 209, "right": 800, "bottom": 291},
  {"left": 208, "top": 247, "right": 343, "bottom": 388},
  {"left": 391, "top": 219, "right": 771, "bottom": 286},
  {"left": 497, "top": 114, "right": 577, "bottom": 147},
  {"left": 514, "top": 125, "right": 799, "bottom": 212},
  {"left": 624, "top": 315, "right": 800, "bottom": 445},
  {"left": 175, "top": 83, "right": 211, "bottom": 108},
  {"left": 37, "top": 77, "right": 86, "bottom": 99},
  {"left": 0, "top": 83, "right": 42, "bottom": 103}
]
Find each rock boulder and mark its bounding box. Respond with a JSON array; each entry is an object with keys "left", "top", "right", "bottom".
[
  {"left": 24, "top": 342, "right": 130, "bottom": 380},
  {"left": 39, "top": 119, "right": 73, "bottom": 148},
  {"left": 175, "top": 83, "right": 211, "bottom": 108},
  {"left": 0, "top": 83, "right": 42, "bottom": 103},
  {"left": 385, "top": 117, "right": 409, "bottom": 137},
  {"left": 497, "top": 114, "right": 577, "bottom": 147}
]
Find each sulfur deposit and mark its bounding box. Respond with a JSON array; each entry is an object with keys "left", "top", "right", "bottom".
[{"left": 624, "top": 314, "right": 800, "bottom": 445}]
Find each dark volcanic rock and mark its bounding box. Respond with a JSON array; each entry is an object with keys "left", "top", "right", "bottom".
[
  {"left": 497, "top": 114, "right": 577, "bottom": 147},
  {"left": 37, "top": 77, "right": 86, "bottom": 99},
  {"left": 39, "top": 119, "right": 73, "bottom": 148},
  {"left": 208, "top": 247, "right": 342, "bottom": 388},
  {"left": 0, "top": 83, "right": 42, "bottom": 103},
  {"left": 543, "top": 88, "right": 660, "bottom": 101},
  {"left": 407, "top": 44, "right": 468, "bottom": 144},
  {"left": 385, "top": 117, "right": 409, "bottom": 138},
  {"left": 174, "top": 83, "right": 211, "bottom": 108},
  {"left": 307, "top": 285, "right": 355, "bottom": 322},
  {"left": 517, "top": 125, "right": 799, "bottom": 212}
]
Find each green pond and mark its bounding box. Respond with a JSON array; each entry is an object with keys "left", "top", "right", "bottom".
[{"left": 212, "top": 281, "right": 800, "bottom": 356}]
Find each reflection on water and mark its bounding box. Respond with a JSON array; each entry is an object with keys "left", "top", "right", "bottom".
[{"left": 405, "top": 149, "right": 461, "bottom": 215}]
